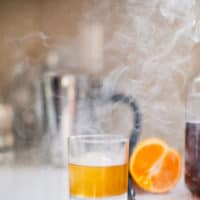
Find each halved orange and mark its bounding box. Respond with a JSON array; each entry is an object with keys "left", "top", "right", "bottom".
[{"left": 129, "top": 138, "right": 182, "bottom": 193}]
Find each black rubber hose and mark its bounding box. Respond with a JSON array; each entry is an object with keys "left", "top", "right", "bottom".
[{"left": 111, "top": 94, "right": 141, "bottom": 200}]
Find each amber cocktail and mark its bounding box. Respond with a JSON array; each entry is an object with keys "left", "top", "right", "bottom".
[{"left": 68, "top": 135, "right": 129, "bottom": 200}]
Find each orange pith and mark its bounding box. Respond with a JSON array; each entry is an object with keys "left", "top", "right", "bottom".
[{"left": 129, "top": 138, "right": 181, "bottom": 193}]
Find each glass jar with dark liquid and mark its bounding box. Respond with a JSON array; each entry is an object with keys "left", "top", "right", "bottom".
[{"left": 185, "top": 77, "right": 200, "bottom": 196}]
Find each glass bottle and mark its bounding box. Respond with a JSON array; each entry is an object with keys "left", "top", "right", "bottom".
[{"left": 185, "top": 76, "right": 200, "bottom": 196}]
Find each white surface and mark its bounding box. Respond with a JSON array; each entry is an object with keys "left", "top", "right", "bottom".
[
  {"left": 0, "top": 166, "right": 69, "bottom": 200},
  {"left": 0, "top": 166, "right": 196, "bottom": 200}
]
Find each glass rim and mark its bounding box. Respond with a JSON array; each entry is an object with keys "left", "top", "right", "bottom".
[{"left": 68, "top": 134, "right": 129, "bottom": 143}]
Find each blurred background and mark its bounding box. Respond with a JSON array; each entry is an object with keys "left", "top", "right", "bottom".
[{"left": 0, "top": 0, "right": 200, "bottom": 199}]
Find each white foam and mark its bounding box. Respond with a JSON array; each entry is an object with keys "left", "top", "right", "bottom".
[{"left": 70, "top": 152, "right": 124, "bottom": 166}]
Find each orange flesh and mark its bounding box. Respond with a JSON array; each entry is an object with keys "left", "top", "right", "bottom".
[
  {"left": 130, "top": 138, "right": 181, "bottom": 193},
  {"left": 133, "top": 144, "right": 165, "bottom": 175},
  {"left": 151, "top": 150, "right": 181, "bottom": 192},
  {"left": 69, "top": 163, "right": 128, "bottom": 198}
]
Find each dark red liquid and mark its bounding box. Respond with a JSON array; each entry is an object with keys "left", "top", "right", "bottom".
[{"left": 185, "top": 122, "right": 200, "bottom": 196}]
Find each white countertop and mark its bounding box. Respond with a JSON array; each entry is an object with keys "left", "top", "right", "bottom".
[
  {"left": 0, "top": 166, "right": 69, "bottom": 200},
  {"left": 0, "top": 166, "right": 196, "bottom": 200}
]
